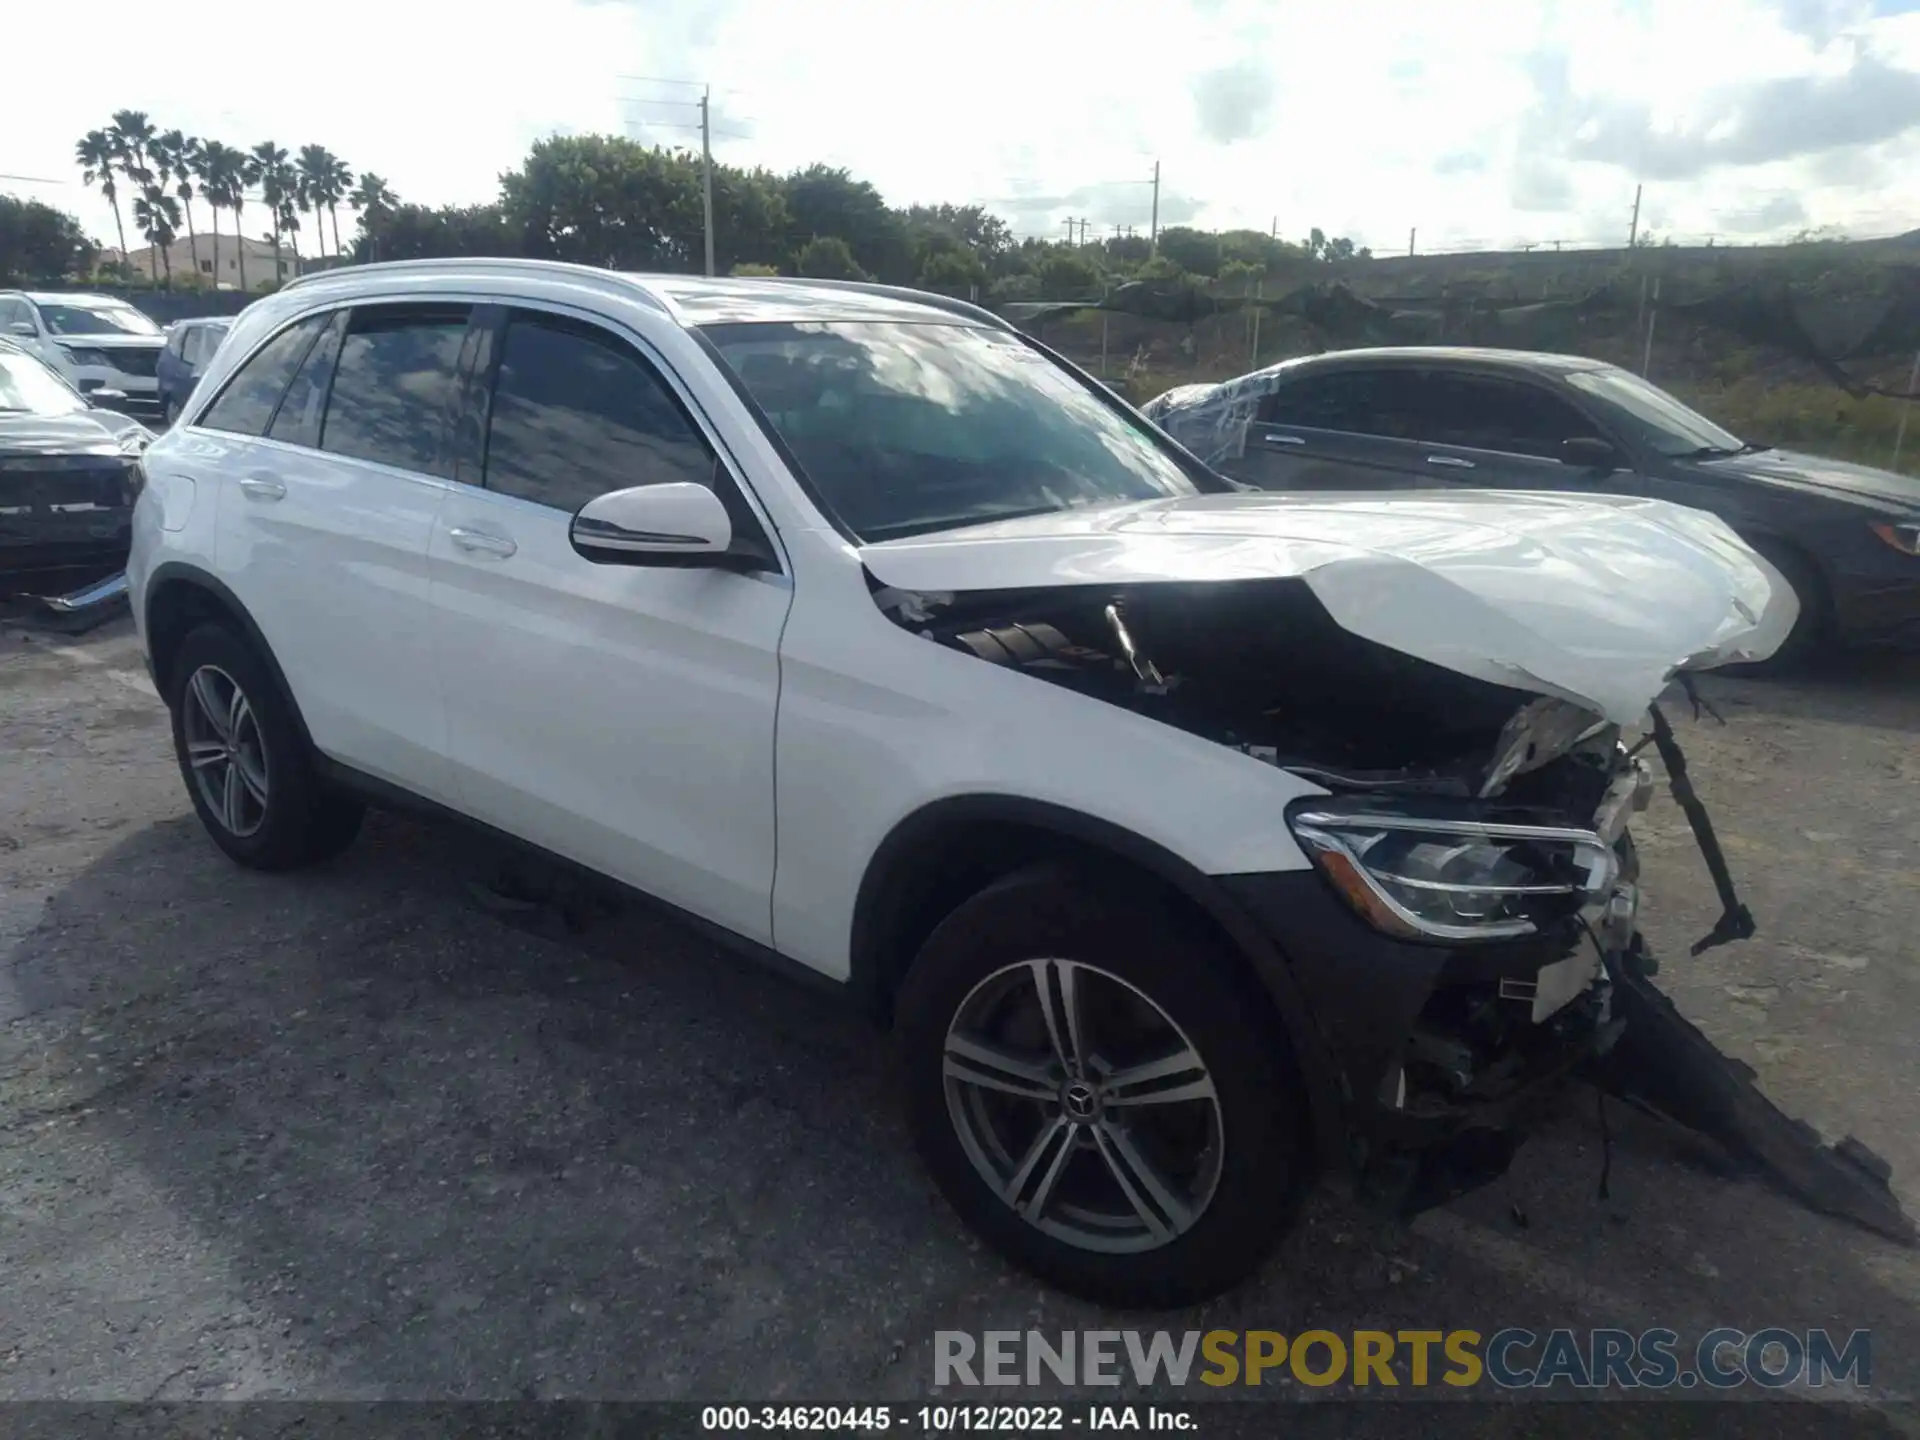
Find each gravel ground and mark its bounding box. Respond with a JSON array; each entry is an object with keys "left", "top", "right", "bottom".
[{"left": 2, "top": 613, "right": 1918, "bottom": 1421}]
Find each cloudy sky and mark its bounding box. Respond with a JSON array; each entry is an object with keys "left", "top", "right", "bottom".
[{"left": 6, "top": 0, "right": 1920, "bottom": 255}]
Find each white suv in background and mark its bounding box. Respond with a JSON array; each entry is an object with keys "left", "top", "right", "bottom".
[
  {"left": 0, "top": 290, "right": 166, "bottom": 416},
  {"left": 127, "top": 259, "right": 1790, "bottom": 1307}
]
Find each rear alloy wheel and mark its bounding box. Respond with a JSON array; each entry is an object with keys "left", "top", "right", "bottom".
[
  {"left": 898, "top": 864, "right": 1305, "bottom": 1308},
  {"left": 181, "top": 664, "right": 271, "bottom": 839},
  {"left": 167, "top": 623, "right": 364, "bottom": 870},
  {"left": 161, "top": 396, "right": 179, "bottom": 428}
]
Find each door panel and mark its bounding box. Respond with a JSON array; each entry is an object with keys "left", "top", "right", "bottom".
[
  {"left": 1233, "top": 368, "right": 1439, "bottom": 490},
  {"left": 210, "top": 303, "right": 461, "bottom": 795},
  {"left": 219, "top": 440, "right": 454, "bottom": 794},
  {"left": 427, "top": 306, "right": 789, "bottom": 944}
]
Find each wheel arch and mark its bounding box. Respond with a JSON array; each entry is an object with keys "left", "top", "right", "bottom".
[
  {"left": 848, "top": 794, "right": 1344, "bottom": 1151},
  {"left": 143, "top": 562, "right": 315, "bottom": 751}
]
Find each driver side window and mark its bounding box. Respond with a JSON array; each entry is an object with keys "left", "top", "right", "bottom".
[{"left": 481, "top": 310, "right": 719, "bottom": 514}]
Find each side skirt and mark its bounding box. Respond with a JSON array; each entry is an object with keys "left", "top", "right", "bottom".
[{"left": 309, "top": 755, "right": 856, "bottom": 1011}]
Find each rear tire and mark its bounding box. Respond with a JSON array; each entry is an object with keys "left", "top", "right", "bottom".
[
  {"left": 896, "top": 863, "right": 1306, "bottom": 1308},
  {"left": 167, "top": 623, "right": 364, "bottom": 870},
  {"left": 161, "top": 395, "right": 179, "bottom": 428}
]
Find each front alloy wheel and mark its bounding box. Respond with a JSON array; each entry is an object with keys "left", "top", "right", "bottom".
[
  {"left": 181, "top": 663, "right": 270, "bottom": 837},
  {"left": 899, "top": 864, "right": 1305, "bottom": 1308},
  {"left": 944, "top": 958, "right": 1224, "bottom": 1253}
]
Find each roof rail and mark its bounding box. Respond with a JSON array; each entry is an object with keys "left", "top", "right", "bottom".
[
  {"left": 765, "top": 277, "right": 1013, "bottom": 331},
  {"left": 279, "top": 256, "right": 672, "bottom": 314}
]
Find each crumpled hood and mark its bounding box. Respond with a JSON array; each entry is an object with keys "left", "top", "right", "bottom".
[{"left": 858, "top": 489, "right": 1797, "bottom": 725}]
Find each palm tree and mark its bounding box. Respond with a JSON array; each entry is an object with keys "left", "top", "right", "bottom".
[
  {"left": 198, "top": 141, "right": 246, "bottom": 289},
  {"left": 75, "top": 129, "right": 128, "bottom": 271},
  {"left": 296, "top": 144, "right": 332, "bottom": 258},
  {"left": 279, "top": 193, "right": 303, "bottom": 274},
  {"left": 161, "top": 130, "right": 205, "bottom": 281},
  {"left": 349, "top": 172, "right": 397, "bottom": 262},
  {"left": 325, "top": 154, "right": 354, "bottom": 258},
  {"left": 250, "top": 141, "right": 289, "bottom": 283},
  {"left": 132, "top": 190, "right": 181, "bottom": 283},
  {"left": 109, "top": 109, "right": 156, "bottom": 190},
  {"left": 147, "top": 132, "right": 178, "bottom": 280}
]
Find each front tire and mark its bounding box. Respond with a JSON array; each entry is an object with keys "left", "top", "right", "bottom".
[
  {"left": 167, "top": 623, "right": 364, "bottom": 870},
  {"left": 897, "top": 864, "right": 1306, "bottom": 1308},
  {"left": 1727, "top": 538, "right": 1831, "bottom": 675}
]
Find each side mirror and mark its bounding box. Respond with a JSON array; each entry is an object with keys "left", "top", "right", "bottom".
[
  {"left": 1559, "top": 436, "right": 1623, "bottom": 471},
  {"left": 6, "top": 321, "right": 36, "bottom": 338},
  {"left": 570, "top": 482, "right": 737, "bottom": 566}
]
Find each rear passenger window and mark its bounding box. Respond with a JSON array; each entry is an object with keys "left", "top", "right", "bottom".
[
  {"left": 318, "top": 304, "right": 469, "bottom": 478},
  {"left": 482, "top": 310, "right": 716, "bottom": 513},
  {"left": 268, "top": 311, "right": 347, "bottom": 449},
  {"left": 1261, "top": 370, "right": 1428, "bottom": 440},
  {"left": 198, "top": 315, "right": 328, "bottom": 436}
]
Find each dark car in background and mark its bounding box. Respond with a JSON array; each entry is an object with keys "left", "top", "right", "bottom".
[
  {"left": 1145, "top": 347, "right": 1920, "bottom": 667},
  {"left": 157, "top": 318, "right": 232, "bottom": 427},
  {"left": 0, "top": 337, "right": 152, "bottom": 596}
]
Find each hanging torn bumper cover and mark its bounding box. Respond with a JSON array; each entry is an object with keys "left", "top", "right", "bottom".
[{"left": 861, "top": 489, "right": 1912, "bottom": 1242}]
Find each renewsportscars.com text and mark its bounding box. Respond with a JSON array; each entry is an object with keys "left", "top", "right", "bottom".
[{"left": 934, "top": 1328, "right": 1872, "bottom": 1391}]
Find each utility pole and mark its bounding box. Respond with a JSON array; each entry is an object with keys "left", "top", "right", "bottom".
[
  {"left": 1627, "top": 183, "right": 1642, "bottom": 249},
  {"left": 1270, "top": 216, "right": 1277, "bottom": 241},
  {"left": 700, "top": 85, "right": 716, "bottom": 277},
  {"left": 1408, "top": 226, "right": 1416, "bottom": 257},
  {"left": 1149, "top": 160, "right": 1160, "bottom": 254}
]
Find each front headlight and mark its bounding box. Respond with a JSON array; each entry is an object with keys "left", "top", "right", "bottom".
[
  {"left": 1289, "top": 805, "right": 1618, "bottom": 942},
  {"left": 1870, "top": 520, "right": 1920, "bottom": 557}
]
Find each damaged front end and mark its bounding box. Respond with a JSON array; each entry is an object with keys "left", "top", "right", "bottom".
[{"left": 874, "top": 572, "right": 1916, "bottom": 1242}]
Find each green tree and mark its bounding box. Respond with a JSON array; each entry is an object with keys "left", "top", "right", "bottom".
[
  {"left": 74, "top": 129, "right": 128, "bottom": 270},
  {"left": 795, "top": 235, "right": 866, "bottom": 280},
  {"left": 356, "top": 202, "right": 511, "bottom": 262},
  {"left": 1155, "top": 226, "right": 1221, "bottom": 277},
  {"left": 1037, "top": 248, "right": 1101, "bottom": 300},
  {"left": 348, "top": 172, "right": 398, "bottom": 260},
  {"left": 502, "top": 134, "right": 704, "bottom": 269},
  {"left": 918, "top": 245, "right": 986, "bottom": 295},
  {"left": 783, "top": 165, "right": 907, "bottom": 280},
  {"left": 0, "top": 195, "right": 96, "bottom": 283}
]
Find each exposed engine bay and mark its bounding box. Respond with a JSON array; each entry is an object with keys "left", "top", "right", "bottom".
[{"left": 873, "top": 573, "right": 1916, "bottom": 1244}]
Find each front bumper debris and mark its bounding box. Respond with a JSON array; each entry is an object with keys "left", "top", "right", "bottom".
[
  {"left": 1, "top": 568, "right": 129, "bottom": 634},
  {"left": 1234, "top": 703, "right": 1915, "bottom": 1242}
]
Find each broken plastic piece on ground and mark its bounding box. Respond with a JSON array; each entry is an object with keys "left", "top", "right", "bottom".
[
  {"left": 36, "top": 570, "right": 129, "bottom": 614},
  {"left": 1596, "top": 945, "right": 1916, "bottom": 1245},
  {"left": 3, "top": 569, "right": 130, "bottom": 635}
]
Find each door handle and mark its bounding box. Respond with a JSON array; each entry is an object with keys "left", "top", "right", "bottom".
[
  {"left": 237, "top": 474, "right": 286, "bottom": 501},
  {"left": 1425, "top": 455, "right": 1475, "bottom": 469},
  {"left": 448, "top": 527, "right": 517, "bottom": 558},
  {"left": 1262, "top": 432, "right": 1306, "bottom": 447}
]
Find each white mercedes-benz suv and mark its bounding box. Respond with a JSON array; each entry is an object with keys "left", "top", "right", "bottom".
[{"left": 127, "top": 259, "right": 1794, "bottom": 1307}]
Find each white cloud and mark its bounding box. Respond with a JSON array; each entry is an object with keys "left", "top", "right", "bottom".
[{"left": 4, "top": 0, "right": 1919, "bottom": 258}]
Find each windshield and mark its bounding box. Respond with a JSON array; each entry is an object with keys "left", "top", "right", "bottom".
[
  {"left": 38, "top": 302, "right": 162, "bottom": 338},
  {"left": 0, "top": 349, "right": 88, "bottom": 415},
  {"left": 1565, "top": 366, "right": 1746, "bottom": 457},
  {"left": 703, "top": 320, "right": 1203, "bottom": 541}
]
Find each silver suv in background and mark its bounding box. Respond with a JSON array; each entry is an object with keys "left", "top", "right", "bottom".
[{"left": 0, "top": 290, "right": 166, "bottom": 418}]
